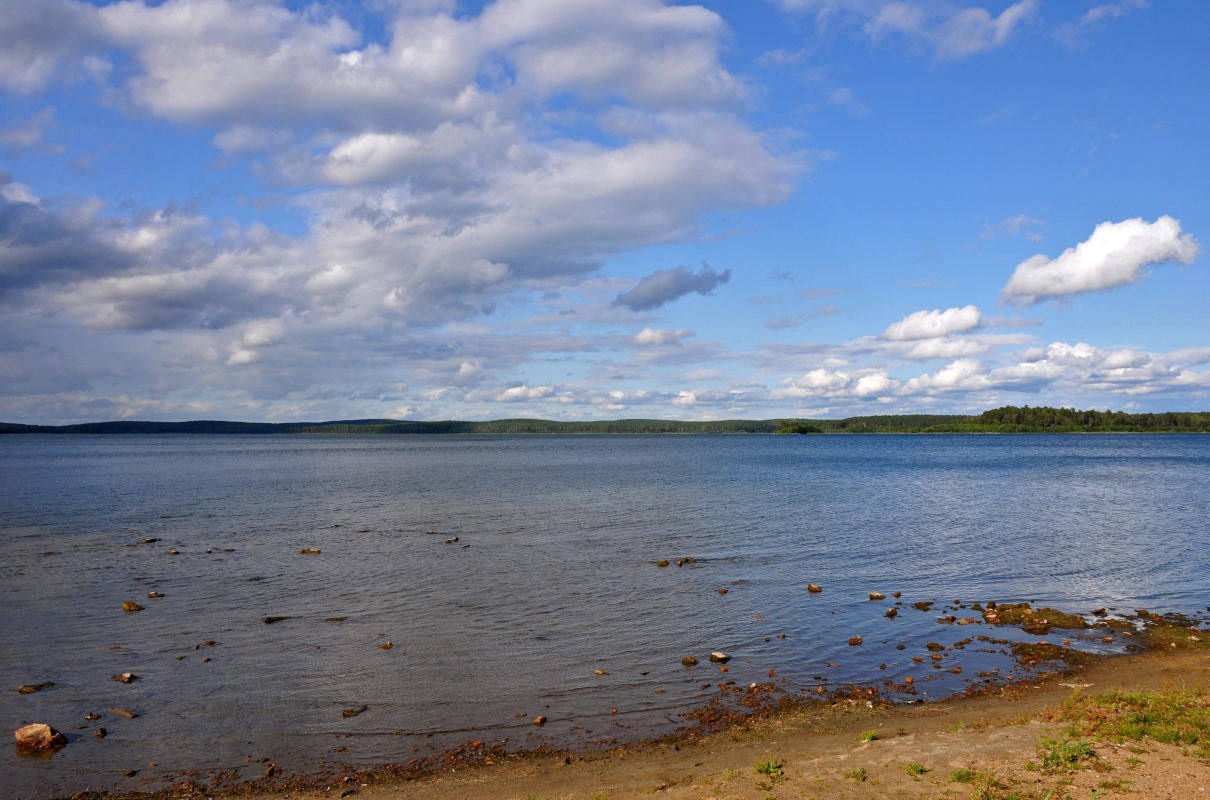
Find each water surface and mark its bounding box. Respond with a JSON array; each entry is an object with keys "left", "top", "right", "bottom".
[{"left": 2, "top": 433, "right": 1207, "bottom": 797}]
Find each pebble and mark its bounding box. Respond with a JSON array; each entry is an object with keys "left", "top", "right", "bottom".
[{"left": 533, "top": 715, "right": 547, "bottom": 726}]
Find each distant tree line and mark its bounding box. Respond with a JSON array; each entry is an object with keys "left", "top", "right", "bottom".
[
  {"left": 924, "top": 405, "right": 1210, "bottom": 433},
  {"left": 2, "top": 406, "right": 1207, "bottom": 435}
]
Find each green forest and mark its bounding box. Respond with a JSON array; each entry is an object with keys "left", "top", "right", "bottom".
[{"left": 2, "top": 405, "right": 1208, "bottom": 435}]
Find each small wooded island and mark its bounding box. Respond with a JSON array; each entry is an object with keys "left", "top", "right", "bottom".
[{"left": 2, "top": 406, "right": 1208, "bottom": 435}]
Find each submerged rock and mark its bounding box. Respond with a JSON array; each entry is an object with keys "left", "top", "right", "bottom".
[
  {"left": 885, "top": 608, "right": 898, "bottom": 619},
  {"left": 848, "top": 636, "right": 863, "bottom": 646},
  {"left": 110, "top": 673, "right": 138, "bottom": 684},
  {"left": 681, "top": 655, "right": 699, "bottom": 667},
  {"left": 913, "top": 601, "right": 934, "bottom": 611},
  {"left": 342, "top": 705, "right": 368, "bottom": 718},
  {"left": 122, "top": 601, "right": 144, "bottom": 613},
  {"left": 299, "top": 548, "right": 321, "bottom": 554},
  {"left": 109, "top": 707, "right": 138, "bottom": 719},
  {"left": 146, "top": 592, "right": 164, "bottom": 598},
  {"left": 18, "top": 682, "right": 54, "bottom": 694},
  {"left": 15, "top": 724, "right": 67, "bottom": 751},
  {"left": 262, "top": 616, "right": 291, "bottom": 625},
  {"left": 653, "top": 560, "right": 670, "bottom": 567}
]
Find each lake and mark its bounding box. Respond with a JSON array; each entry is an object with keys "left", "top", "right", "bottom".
[{"left": 2, "top": 433, "right": 1208, "bottom": 797}]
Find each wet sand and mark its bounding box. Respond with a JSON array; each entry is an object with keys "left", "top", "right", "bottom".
[{"left": 67, "top": 628, "right": 1210, "bottom": 800}]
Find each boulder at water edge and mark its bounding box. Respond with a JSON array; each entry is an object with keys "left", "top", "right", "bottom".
[{"left": 15, "top": 723, "right": 67, "bottom": 751}]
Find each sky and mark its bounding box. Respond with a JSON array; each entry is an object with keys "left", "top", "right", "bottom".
[{"left": 0, "top": 0, "right": 1207, "bottom": 424}]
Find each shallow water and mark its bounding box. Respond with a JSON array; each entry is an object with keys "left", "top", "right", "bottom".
[{"left": 2, "top": 433, "right": 1208, "bottom": 798}]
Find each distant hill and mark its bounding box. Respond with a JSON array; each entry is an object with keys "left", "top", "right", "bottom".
[{"left": 1, "top": 406, "right": 1207, "bottom": 435}]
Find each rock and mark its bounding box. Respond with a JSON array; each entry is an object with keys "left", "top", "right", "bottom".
[
  {"left": 926, "top": 642, "right": 944, "bottom": 651},
  {"left": 708, "top": 652, "right": 730, "bottom": 663},
  {"left": 166, "top": 550, "right": 179, "bottom": 555},
  {"left": 444, "top": 537, "right": 459, "bottom": 544},
  {"left": 848, "top": 636, "right": 863, "bottom": 646},
  {"left": 869, "top": 592, "right": 885, "bottom": 601},
  {"left": 139, "top": 538, "right": 159, "bottom": 544},
  {"left": 653, "top": 560, "right": 670, "bottom": 567},
  {"left": 807, "top": 583, "right": 822, "bottom": 593},
  {"left": 913, "top": 601, "right": 933, "bottom": 611},
  {"left": 716, "top": 588, "right": 728, "bottom": 595},
  {"left": 198, "top": 640, "right": 216, "bottom": 647},
  {"left": 93, "top": 728, "right": 107, "bottom": 739},
  {"left": 110, "top": 673, "right": 138, "bottom": 684},
  {"left": 83, "top": 713, "right": 101, "bottom": 721},
  {"left": 1091, "top": 608, "right": 1108, "bottom": 616},
  {"left": 674, "top": 557, "right": 697, "bottom": 566},
  {"left": 15, "top": 723, "right": 67, "bottom": 751},
  {"left": 885, "top": 608, "right": 898, "bottom": 619},
  {"left": 262, "top": 616, "right": 290, "bottom": 624},
  {"left": 146, "top": 592, "right": 164, "bottom": 598},
  {"left": 18, "top": 682, "right": 54, "bottom": 694},
  {"left": 342, "top": 705, "right": 367, "bottom": 718},
  {"left": 264, "top": 763, "right": 276, "bottom": 778},
  {"left": 892, "top": 592, "right": 901, "bottom": 598},
  {"left": 299, "top": 548, "right": 321, "bottom": 554},
  {"left": 109, "top": 707, "right": 138, "bottom": 719},
  {"left": 593, "top": 669, "right": 609, "bottom": 675},
  {"left": 325, "top": 617, "right": 348, "bottom": 622},
  {"left": 378, "top": 642, "right": 393, "bottom": 650},
  {"left": 122, "top": 601, "right": 144, "bottom": 612},
  {"left": 681, "top": 655, "right": 699, "bottom": 667},
  {"left": 533, "top": 715, "right": 547, "bottom": 726}
]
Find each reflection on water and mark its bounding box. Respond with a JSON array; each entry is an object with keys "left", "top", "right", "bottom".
[{"left": 1, "top": 433, "right": 1207, "bottom": 797}]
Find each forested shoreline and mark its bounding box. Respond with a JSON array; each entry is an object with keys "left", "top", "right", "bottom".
[{"left": 2, "top": 406, "right": 1208, "bottom": 435}]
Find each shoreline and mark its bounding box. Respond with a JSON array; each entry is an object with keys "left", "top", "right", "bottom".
[{"left": 49, "top": 615, "right": 1210, "bottom": 800}]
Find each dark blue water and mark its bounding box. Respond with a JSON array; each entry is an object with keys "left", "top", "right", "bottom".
[{"left": 2, "top": 433, "right": 1207, "bottom": 797}]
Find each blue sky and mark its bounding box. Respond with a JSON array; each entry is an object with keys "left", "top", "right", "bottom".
[{"left": 1, "top": 0, "right": 1207, "bottom": 423}]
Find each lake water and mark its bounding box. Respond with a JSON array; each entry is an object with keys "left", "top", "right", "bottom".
[{"left": 2, "top": 433, "right": 1208, "bottom": 797}]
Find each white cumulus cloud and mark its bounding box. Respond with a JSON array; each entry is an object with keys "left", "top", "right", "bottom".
[
  {"left": 632, "top": 327, "right": 693, "bottom": 346},
  {"left": 1001, "top": 216, "right": 1200, "bottom": 305},
  {"left": 883, "top": 305, "right": 981, "bottom": 340}
]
